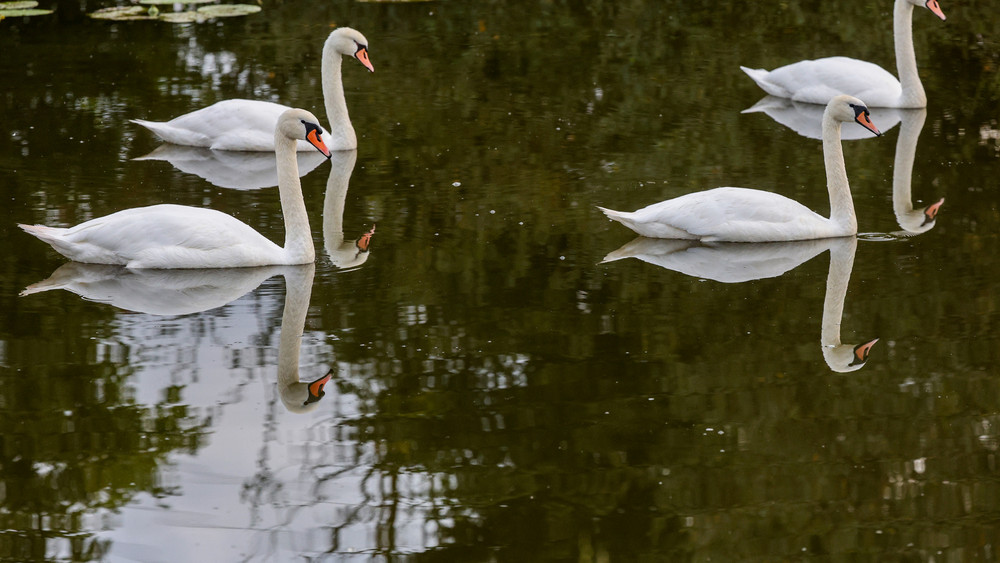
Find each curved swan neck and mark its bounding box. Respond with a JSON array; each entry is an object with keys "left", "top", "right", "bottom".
[
  {"left": 277, "top": 265, "right": 316, "bottom": 411},
  {"left": 894, "top": 0, "right": 926, "bottom": 107},
  {"left": 321, "top": 39, "right": 358, "bottom": 150},
  {"left": 323, "top": 150, "right": 358, "bottom": 248},
  {"left": 274, "top": 132, "right": 315, "bottom": 263},
  {"left": 893, "top": 109, "right": 926, "bottom": 215},
  {"left": 821, "top": 237, "right": 858, "bottom": 347},
  {"left": 822, "top": 113, "right": 856, "bottom": 235}
]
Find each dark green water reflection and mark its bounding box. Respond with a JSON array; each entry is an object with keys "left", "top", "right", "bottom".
[{"left": 2, "top": 0, "right": 1000, "bottom": 560}]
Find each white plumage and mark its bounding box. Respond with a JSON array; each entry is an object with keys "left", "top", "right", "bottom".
[
  {"left": 740, "top": 0, "right": 946, "bottom": 108},
  {"left": 131, "top": 27, "right": 373, "bottom": 152},
  {"left": 20, "top": 108, "right": 331, "bottom": 269},
  {"left": 598, "top": 95, "right": 881, "bottom": 242}
]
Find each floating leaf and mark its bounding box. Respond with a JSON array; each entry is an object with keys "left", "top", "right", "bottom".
[
  {"left": 158, "top": 10, "right": 201, "bottom": 22},
  {"left": 0, "top": 7, "right": 52, "bottom": 15},
  {"left": 196, "top": 3, "right": 259, "bottom": 17},
  {"left": 88, "top": 5, "right": 154, "bottom": 19},
  {"left": 0, "top": 1, "right": 39, "bottom": 9},
  {"left": 139, "top": 0, "right": 214, "bottom": 5}
]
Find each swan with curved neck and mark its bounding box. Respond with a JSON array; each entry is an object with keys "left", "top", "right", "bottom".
[
  {"left": 131, "top": 27, "right": 374, "bottom": 152},
  {"left": 891, "top": 108, "right": 944, "bottom": 234},
  {"left": 820, "top": 237, "right": 878, "bottom": 372},
  {"left": 740, "top": 0, "right": 946, "bottom": 108},
  {"left": 276, "top": 264, "right": 335, "bottom": 413},
  {"left": 598, "top": 95, "right": 881, "bottom": 242},
  {"left": 20, "top": 109, "right": 331, "bottom": 268}
]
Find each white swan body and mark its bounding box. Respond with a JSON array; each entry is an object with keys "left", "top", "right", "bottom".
[
  {"left": 131, "top": 27, "right": 373, "bottom": 152},
  {"left": 740, "top": 0, "right": 946, "bottom": 108},
  {"left": 599, "top": 95, "right": 881, "bottom": 242},
  {"left": 20, "top": 108, "right": 332, "bottom": 269}
]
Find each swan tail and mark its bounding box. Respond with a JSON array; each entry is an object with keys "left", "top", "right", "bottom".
[
  {"left": 739, "top": 65, "right": 788, "bottom": 98},
  {"left": 131, "top": 118, "right": 210, "bottom": 147},
  {"left": 20, "top": 224, "right": 81, "bottom": 261},
  {"left": 597, "top": 206, "right": 645, "bottom": 235}
]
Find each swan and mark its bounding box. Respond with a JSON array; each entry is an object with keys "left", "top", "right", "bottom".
[
  {"left": 600, "top": 237, "right": 878, "bottom": 372},
  {"left": 131, "top": 27, "right": 374, "bottom": 152},
  {"left": 598, "top": 95, "right": 881, "bottom": 242},
  {"left": 740, "top": 0, "right": 946, "bottom": 108},
  {"left": 323, "top": 150, "right": 376, "bottom": 269},
  {"left": 20, "top": 108, "right": 332, "bottom": 269}
]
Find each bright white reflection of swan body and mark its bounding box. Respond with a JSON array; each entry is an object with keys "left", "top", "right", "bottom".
[
  {"left": 743, "top": 96, "right": 904, "bottom": 140},
  {"left": 21, "top": 263, "right": 333, "bottom": 412},
  {"left": 740, "top": 0, "right": 946, "bottom": 108},
  {"left": 133, "top": 144, "right": 329, "bottom": 190},
  {"left": 599, "top": 95, "right": 881, "bottom": 242},
  {"left": 131, "top": 27, "right": 374, "bottom": 152},
  {"left": 20, "top": 109, "right": 331, "bottom": 269},
  {"left": 323, "top": 150, "right": 375, "bottom": 269},
  {"left": 602, "top": 236, "right": 877, "bottom": 372}
]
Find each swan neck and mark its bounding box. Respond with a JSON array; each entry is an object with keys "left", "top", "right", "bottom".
[
  {"left": 275, "top": 132, "right": 315, "bottom": 263},
  {"left": 893, "top": 109, "right": 926, "bottom": 216},
  {"left": 821, "top": 237, "right": 859, "bottom": 347},
  {"left": 323, "top": 150, "right": 358, "bottom": 250},
  {"left": 822, "top": 113, "right": 856, "bottom": 235},
  {"left": 321, "top": 40, "right": 357, "bottom": 150},
  {"left": 894, "top": 0, "right": 926, "bottom": 107},
  {"left": 277, "top": 265, "right": 316, "bottom": 409}
]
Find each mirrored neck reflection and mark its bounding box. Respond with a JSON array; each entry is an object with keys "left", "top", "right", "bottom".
[
  {"left": 21, "top": 262, "right": 333, "bottom": 412},
  {"left": 603, "top": 236, "right": 876, "bottom": 372},
  {"left": 743, "top": 98, "right": 943, "bottom": 235},
  {"left": 324, "top": 149, "right": 375, "bottom": 269},
  {"left": 134, "top": 144, "right": 329, "bottom": 190}
]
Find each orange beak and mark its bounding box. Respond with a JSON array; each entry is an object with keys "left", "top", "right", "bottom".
[
  {"left": 356, "top": 47, "right": 374, "bottom": 73},
  {"left": 305, "top": 370, "right": 333, "bottom": 405},
  {"left": 851, "top": 338, "right": 879, "bottom": 366},
  {"left": 307, "top": 128, "right": 332, "bottom": 158},
  {"left": 355, "top": 224, "right": 376, "bottom": 251},
  {"left": 855, "top": 111, "right": 881, "bottom": 137},
  {"left": 922, "top": 198, "right": 945, "bottom": 225},
  {"left": 926, "top": 0, "right": 946, "bottom": 21}
]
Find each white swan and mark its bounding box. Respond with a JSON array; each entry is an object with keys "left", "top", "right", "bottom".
[
  {"left": 20, "top": 108, "right": 331, "bottom": 269},
  {"left": 598, "top": 95, "right": 881, "bottom": 242},
  {"left": 323, "top": 150, "right": 376, "bottom": 269},
  {"left": 740, "top": 0, "right": 946, "bottom": 108},
  {"left": 131, "top": 27, "right": 374, "bottom": 152},
  {"left": 601, "top": 237, "right": 877, "bottom": 372}
]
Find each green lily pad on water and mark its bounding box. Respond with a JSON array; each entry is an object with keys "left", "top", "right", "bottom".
[
  {"left": 196, "top": 3, "right": 259, "bottom": 17},
  {"left": 1, "top": 0, "right": 54, "bottom": 16},
  {"left": 88, "top": 5, "right": 154, "bottom": 19},
  {"left": 139, "top": 0, "right": 214, "bottom": 5},
  {"left": 158, "top": 10, "right": 201, "bottom": 22}
]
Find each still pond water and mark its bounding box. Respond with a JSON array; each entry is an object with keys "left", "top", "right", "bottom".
[{"left": 2, "top": 0, "right": 1000, "bottom": 560}]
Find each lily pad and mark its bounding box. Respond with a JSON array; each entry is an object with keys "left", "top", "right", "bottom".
[
  {"left": 0, "top": 7, "right": 52, "bottom": 15},
  {"left": 158, "top": 10, "right": 201, "bottom": 22},
  {"left": 0, "top": 1, "right": 38, "bottom": 9},
  {"left": 139, "top": 0, "right": 214, "bottom": 5},
  {"left": 88, "top": 5, "right": 154, "bottom": 19},
  {"left": 195, "top": 3, "right": 259, "bottom": 17}
]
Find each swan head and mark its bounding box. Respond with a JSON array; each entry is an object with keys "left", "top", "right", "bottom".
[
  {"left": 823, "top": 338, "right": 879, "bottom": 373},
  {"left": 912, "top": 0, "right": 946, "bottom": 21},
  {"left": 826, "top": 95, "right": 881, "bottom": 137},
  {"left": 278, "top": 108, "right": 332, "bottom": 157},
  {"left": 896, "top": 197, "right": 945, "bottom": 233},
  {"left": 326, "top": 27, "right": 374, "bottom": 72},
  {"left": 280, "top": 369, "right": 334, "bottom": 414}
]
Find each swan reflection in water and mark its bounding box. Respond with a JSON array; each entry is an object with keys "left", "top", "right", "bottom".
[
  {"left": 602, "top": 236, "right": 877, "bottom": 372},
  {"left": 323, "top": 150, "right": 375, "bottom": 269},
  {"left": 21, "top": 264, "right": 336, "bottom": 413},
  {"left": 744, "top": 101, "right": 944, "bottom": 235},
  {"left": 134, "top": 144, "right": 330, "bottom": 190}
]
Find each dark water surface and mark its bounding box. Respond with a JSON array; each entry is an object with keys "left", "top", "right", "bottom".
[{"left": 2, "top": 0, "right": 1000, "bottom": 560}]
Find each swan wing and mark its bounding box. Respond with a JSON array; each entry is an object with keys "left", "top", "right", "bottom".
[
  {"left": 742, "top": 57, "right": 902, "bottom": 107},
  {"left": 23, "top": 204, "right": 284, "bottom": 268},
  {"left": 132, "top": 100, "right": 327, "bottom": 152},
  {"left": 626, "top": 187, "right": 837, "bottom": 242}
]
